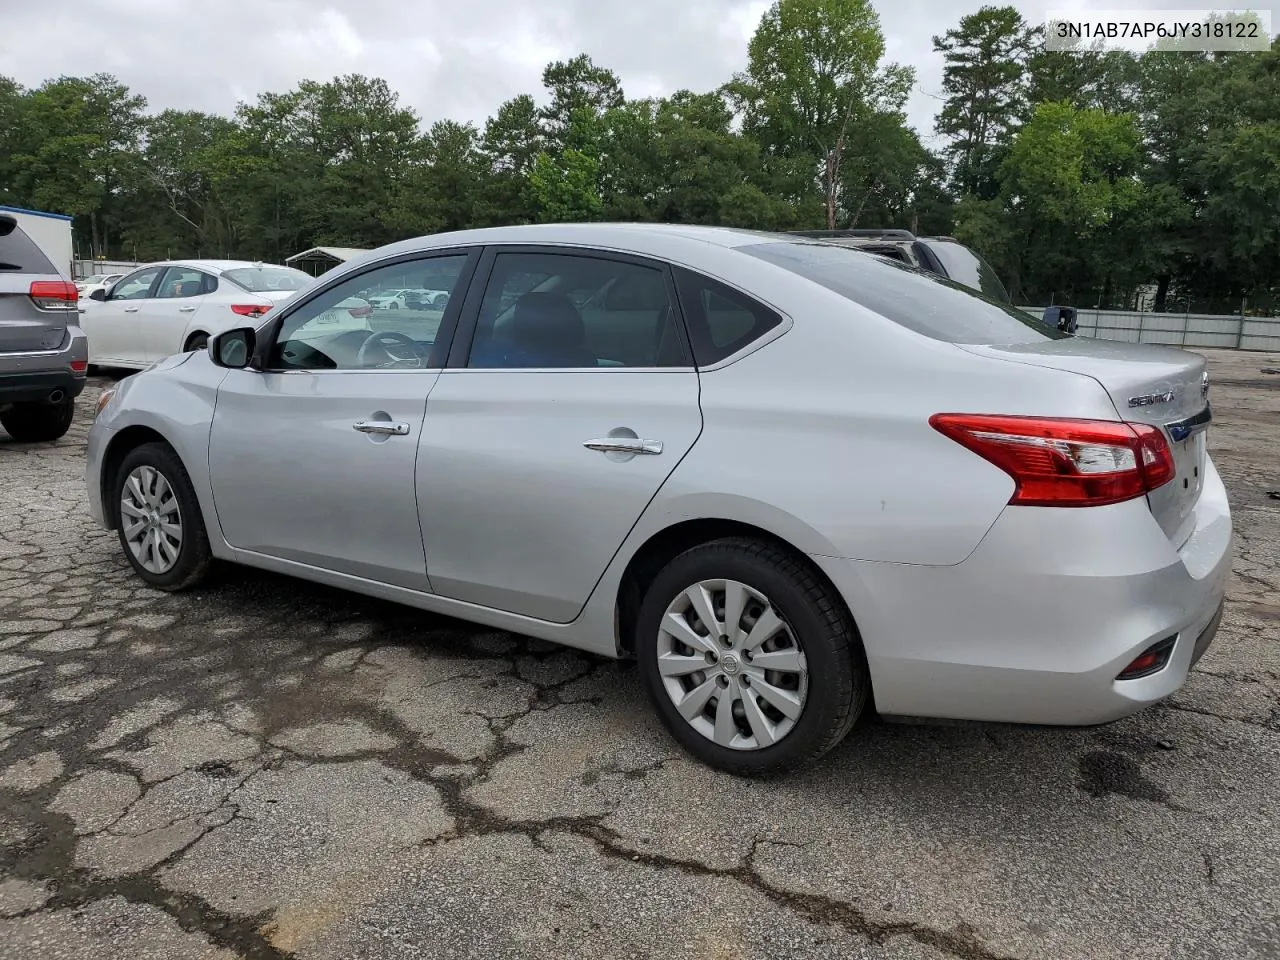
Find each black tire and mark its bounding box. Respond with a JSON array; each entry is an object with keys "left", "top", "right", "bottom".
[
  {"left": 112, "top": 441, "right": 212, "bottom": 591},
  {"left": 184, "top": 332, "right": 209, "bottom": 352},
  {"left": 0, "top": 397, "right": 75, "bottom": 442},
  {"left": 636, "top": 537, "right": 868, "bottom": 777}
]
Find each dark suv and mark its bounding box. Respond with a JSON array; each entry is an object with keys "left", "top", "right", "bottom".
[
  {"left": 0, "top": 213, "right": 88, "bottom": 442},
  {"left": 787, "top": 230, "right": 1015, "bottom": 303}
]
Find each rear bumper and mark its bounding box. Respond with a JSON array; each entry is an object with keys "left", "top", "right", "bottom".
[
  {"left": 0, "top": 326, "right": 88, "bottom": 405},
  {"left": 815, "top": 454, "right": 1233, "bottom": 726}
]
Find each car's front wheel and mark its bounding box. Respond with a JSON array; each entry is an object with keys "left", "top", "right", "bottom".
[
  {"left": 113, "top": 442, "right": 212, "bottom": 591},
  {"left": 0, "top": 397, "right": 75, "bottom": 442},
  {"left": 636, "top": 537, "right": 868, "bottom": 776}
]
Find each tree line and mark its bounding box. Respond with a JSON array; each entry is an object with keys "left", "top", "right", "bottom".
[{"left": 1, "top": 0, "right": 1276, "bottom": 313}]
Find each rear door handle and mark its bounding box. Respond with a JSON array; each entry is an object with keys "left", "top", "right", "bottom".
[
  {"left": 584, "top": 437, "right": 663, "bottom": 455},
  {"left": 124, "top": 306, "right": 139, "bottom": 313},
  {"left": 178, "top": 306, "right": 196, "bottom": 313},
  {"left": 353, "top": 420, "right": 410, "bottom": 436}
]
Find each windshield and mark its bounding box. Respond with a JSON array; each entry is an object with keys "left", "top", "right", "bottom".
[
  {"left": 918, "top": 239, "right": 1012, "bottom": 305},
  {"left": 741, "top": 241, "right": 1064, "bottom": 345},
  {"left": 223, "top": 265, "right": 313, "bottom": 293}
]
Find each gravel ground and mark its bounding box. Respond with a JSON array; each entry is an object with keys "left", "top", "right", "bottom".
[{"left": 0, "top": 348, "right": 1277, "bottom": 960}]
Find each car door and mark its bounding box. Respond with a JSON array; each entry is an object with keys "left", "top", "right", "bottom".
[
  {"left": 143, "top": 266, "right": 214, "bottom": 361},
  {"left": 82, "top": 266, "right": 162, "bottom": 366},
  {"left": 207, "top": 249, "right": 479, "bottom": 590},
  {"left": 417, "top": 247, "right": 703, "bottom": 623}
]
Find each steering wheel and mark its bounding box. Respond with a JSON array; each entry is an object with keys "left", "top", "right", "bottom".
[{"left": 355, "top": 331, "right": 421, "bottom": 369}]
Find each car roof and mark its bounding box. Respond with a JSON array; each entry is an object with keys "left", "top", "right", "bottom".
[
  {"left": 144, "top": 259, "right": 299, "bottom": 275},
  {"left": 370, "top": 223, "right": 795, "bottom": 261}
]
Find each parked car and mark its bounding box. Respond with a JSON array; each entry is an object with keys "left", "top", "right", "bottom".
[
  {"left": 76, "top": 273, "right": 124, "bottom": 297},
  {"left": 0, "top": 212, "right": 87, "bottom": 442},
  {"left": 78, "top": 260, "right": 370, "bottom": 369},
  {"left": 403, "top": 288, "right": 451, "bottom": 310},
  {"left": 369, "top": 289, "right": 411, "bottom": 310},
  {"left": 85, "top": 224, "right": 1231, "bottom": 775}
]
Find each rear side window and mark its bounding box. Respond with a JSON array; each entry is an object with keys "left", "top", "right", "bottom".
[
  {"left": 0, "top": 219, "right": 57, "bottom": 274},
  {"left": 740, "top": 241, "right": 1062, "bottom": 345},
  {"left": 673, "top": 268, "right": 783, "bottom": 365}
]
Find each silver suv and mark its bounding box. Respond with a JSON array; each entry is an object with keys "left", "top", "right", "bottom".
[{"left": 0, "top": 213, "right": 88, "bottom": 442}]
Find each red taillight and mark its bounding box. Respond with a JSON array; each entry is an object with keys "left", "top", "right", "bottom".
[
  {"left": 30, "top": 280, "right": 79, "bottom": 311},
  {"left": 929, "top": 414, "right": 1176, "bottom": 507},
  {"left": 1117, "top": 636, "right": 1177, "bottom": 680},
  {"left": 347, "top": 304, "right": 372, "bottom": 318},
  {"left": 230, "top": 303, "right": 272, "bottom": 318},
  {"left": 69, "top": 359, "right": 88, "bottom": 374}
]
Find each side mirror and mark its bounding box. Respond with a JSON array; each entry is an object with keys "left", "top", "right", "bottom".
[
  {"left": 89, "top": 288, "right": 107, "bottom": 302},
  {"left": 1043, "top": 305, "right": 1078, "bottom": 335},
  {"left": 210, "top": 327, "right": 256, "bottom": 369}
]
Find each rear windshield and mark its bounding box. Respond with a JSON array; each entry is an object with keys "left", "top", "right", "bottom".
[
  {"left": 740, "top": 241, "right": 1063, "bottom": 345},
  {"left": 222, "top": 265, "right": 312, "bottom": 293},
  {"left": 918, "top": 238, "right": 1012, "bottom": 304},
  {"left": 0, "top": 218, "right": 57, "bottom": 274}
]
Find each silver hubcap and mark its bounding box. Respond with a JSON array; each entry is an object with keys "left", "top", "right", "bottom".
[
  {"left": 657, "top": 579, "right": 809, "bottom": 751},
  {"left": 120, "top": 465, "right": 183, "bottom": 574}
]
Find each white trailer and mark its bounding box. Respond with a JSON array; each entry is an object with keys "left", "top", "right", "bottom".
[{"left": 0, "top": 205, "right": 74, "bottom": 278}]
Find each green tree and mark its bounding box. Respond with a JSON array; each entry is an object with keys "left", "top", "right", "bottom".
[
  {"left": 932, "top": 5, "right": 1035, "bottom": 197},
  {"left": 997, "top": 101, "right": 1147, "bottom": 305},
  {"left": 11, "top": 74, "right": 147, "bottom": 257},
  {"left": 540, "top": 54, "right": 624, "bottom": 142},
  {"left": 478, "top": 94, "right": 544, "bottom": 225},
  {"left": 729, "top": 0, "right": 913, "bottom": 228}
]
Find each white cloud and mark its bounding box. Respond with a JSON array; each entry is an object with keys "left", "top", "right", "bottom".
[{"left": 0, "top": 0, "right": 1231, "bottom": 143}]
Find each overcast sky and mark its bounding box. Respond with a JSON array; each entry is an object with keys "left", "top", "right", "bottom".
[{"left": 1, "top": 0, "right": 1272, "bottom": 146}]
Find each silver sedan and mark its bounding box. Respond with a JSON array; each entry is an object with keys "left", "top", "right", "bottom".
[{"left": 85, "top": 224, "right": 1232, "bottom": 775}]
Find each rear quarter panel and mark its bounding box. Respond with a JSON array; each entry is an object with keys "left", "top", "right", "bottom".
[{"left": 643, "top": 272, "right": 1125, "bottom": 566}]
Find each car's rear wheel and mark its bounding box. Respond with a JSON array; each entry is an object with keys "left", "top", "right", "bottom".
[
  {"left": 184, "top": 332, "right": 209, "bottom": 352},
  {"left": 0, "top": 397, "right": 75, "bottom": 443},
  {"left": 113, "top": 442, "right": 212, "bottom": 591},
  {"left": 636, "top": 537, "right": 868, "bottom": 776}
]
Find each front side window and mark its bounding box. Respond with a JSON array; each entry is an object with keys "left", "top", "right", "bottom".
[
  {"left": 108, "top": 268, "right": 161, "bottom": 301},
  {"left": 270, "top": 255, "right": 469, "bottom": 370},
  {"left": 466, "top": 252, "right": 689, "bottom": 369}
]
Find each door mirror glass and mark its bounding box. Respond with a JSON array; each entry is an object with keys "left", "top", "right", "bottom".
[
  {"left": 88, "top": 287, "right": 107, "bottom": 301},
  {"left": 211, "top": 328, "right": 255, "bottom": 369}
]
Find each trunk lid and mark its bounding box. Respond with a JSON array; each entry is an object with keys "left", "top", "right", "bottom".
[{"left": 959, "top": 338, "right": 1210, "bottom": 547}]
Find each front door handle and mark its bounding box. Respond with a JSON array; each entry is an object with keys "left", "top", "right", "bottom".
[
  {"left": 584, "top": 437, "right": 663, "bottom": 455},
  {"left": 178, "top": 306, "right": 196, "bottom": 313},
  {"left": 124, "top": 306, "right": 139, "bottom": 313},
  {"left": 353, "top": 419, "right": 410, "bottom": 436}
]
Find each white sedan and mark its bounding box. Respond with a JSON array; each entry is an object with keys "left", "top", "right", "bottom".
[
  {"left": 85, "top": 223, "right": 1230, "bottom": 775},
  {"left": 80, "top": 260, "right": 372, "bottom": 369}
]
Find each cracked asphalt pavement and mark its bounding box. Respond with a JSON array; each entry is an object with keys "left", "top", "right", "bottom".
[{"left": 1, "top": 347, "right": 1278, "bottom": 960}]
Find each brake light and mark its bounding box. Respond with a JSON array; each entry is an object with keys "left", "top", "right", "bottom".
[
  {"left": 69, "top": 359, "right": 88, "bottom": 374},
  {"left": 30, "top": 280, "right": 79, "bottom": 311},
  {"left": 230, "top": 304, "right": 272, "bottom": 318},
  {"left": 347, "top": 304, "right": 372, "bottom": 317},
  {"left": 929, "top": 414, "right": 1176, "bottom": 507}
]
